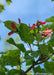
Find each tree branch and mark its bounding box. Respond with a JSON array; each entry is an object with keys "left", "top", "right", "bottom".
[
  {"left": 29, "top": 44, "right": 33, "bottom": 52},
  {"left": 22, "top": 56, "right": 50, "bottom": 75},
  {"left": 22, "top": 58, "right": 40, "bottom": 75},
  {"left": 27, "top": 43, "right": 33, "bottom": 52}
]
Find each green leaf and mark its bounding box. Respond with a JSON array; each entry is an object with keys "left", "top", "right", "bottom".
[
  {"left": 0, "top": 66, "right": 6, "bottom": 75},
  {"left": 44, "top": 61, "right": 54, "bottom": 72},
  {"left": 46, "top": 16, "right": 54, "bottom": 22},
  {"left": 16, "top": 44, "right": 26, "bottom": 52},
  {"left": 52, "top": 0, "right": 54, "bottom": 1},
  {"left": 27, "top": 71, "right": 33, "bottom": 75},
  {"left": 24, "top": 55, "right": 34, "bottom": 66},
  {"left": 7, "top": 69, "right": 24, "bottom": 75},
  {"left": 0, "top": 52, "right": 6, "bottom": 54},
  {"left": 7, "top": 38, "right": 16, "bottom": 46},
  {"left": 51, "top": 57, "right": 54, "bottom": 61},
  {"left": 33, "top": 66, "right": 45, "bottom": 73},
  {"left": 17, "top": 65, "right": 20, "bottom": 70},
  {"left": 47, "top": 44, "right": 54, "bottom": 53},
  {"left": 36, "top": 33, "right": 43, "bottom": 42},
  {"left": 0, "top": 71, "right": 5, "bottom": 75},
  {"left": 18, "top": 23, "right": 34, "bottom": 44},
  {"left": 30, "top": 29, "right": 34, "bottom": 34},
  {"left": 25, "top": 50, "right": 31, "bottom": 55},
  {"left": 39, "top": 44, "right": 48, "bottom": 55},
  {"left": 7, "top": 38, "right": 26, "bottom": 52},
  {"left": 31, "top": 51, "right": 39, "bottom": 58},
  {"left": 48, "top": 37, "right": 54, "bottom": 47},
  {"left": 7, "top": 50, "right": 20, "bottom": 58},
  {"left": 3, "top": 21, "right": 19, "bottom": 31},
  {"left": 39, "top": 44, "right": 53, "bottom": 56},
  {"left": 6, "top": 0, "right": 12, "bottom": 5},
  {"left": 0, "top": 3, "right": 4, "bottom": 13},
  {"left": 0, "top": 50, "right": 20, "bottom": 66}
]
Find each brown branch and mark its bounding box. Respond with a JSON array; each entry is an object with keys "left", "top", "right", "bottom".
[
  {"left": 22, "top": 56, "right": 50, "bottom": 75},
  {"left": 27, "top": 43, "right": 35, "bottom": 63},
  {"left": 27, "top": 43, "right": 33, "bottom": 52},
  {"left": 19, "top": 57, "right": 21, "bottom": 70},
  {"left": 22, "top": 53, "right": 54, "bottom": 75},
  {"left": 19, "top": 64, "right": 21, "bottom": 70},
  {"left": 22, "top": 58, "right": 40, "bottom": 75},
  {"left": 29, "top": 44, "right": 33, "bottom": 52}
]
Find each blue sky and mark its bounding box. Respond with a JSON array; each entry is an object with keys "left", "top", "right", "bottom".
[{"left": 0, "top": 0, "right": 54, "bottom": 71}]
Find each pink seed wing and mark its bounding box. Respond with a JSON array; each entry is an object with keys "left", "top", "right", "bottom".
[{"left": 49, "top": 33, "right": 51, "bottom": 37}]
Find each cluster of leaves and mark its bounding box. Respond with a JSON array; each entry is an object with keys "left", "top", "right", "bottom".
[
  {"left": 0, "top": 0, "right": 12, "bottom": 13},
  {"left": 0, "top": 16, "right": 53, "bottom": 75},
  {"left": 0, "top": 37, "right": 25, "bottom": 75},
  {"left": 52, "top": 0, "right": 54, "bottom": 1},
  {"left": 6, "top": 0, "right": 12, "bottom": 5}
]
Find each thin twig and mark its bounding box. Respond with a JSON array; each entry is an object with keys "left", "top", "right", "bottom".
[{"left": 27, "top": 43, "right": 33, "bottom": 52}]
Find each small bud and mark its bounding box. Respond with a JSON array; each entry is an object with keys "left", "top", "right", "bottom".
[
  {"left": 8, "top": 31, "right": 15, "bottom": 35},
  {"left": 18, "top": 18, "right": 21, "bottom": 24},
  {"left": 11, "top": 22, "right": 16, "bottom": 29}
]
